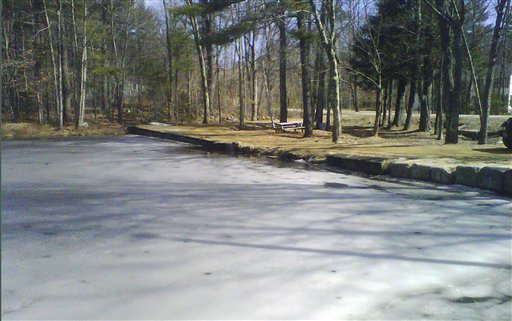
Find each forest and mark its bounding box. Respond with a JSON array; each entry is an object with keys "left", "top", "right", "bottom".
[{"left": 2, "top": 0, "right": 511, "bottom": 144}]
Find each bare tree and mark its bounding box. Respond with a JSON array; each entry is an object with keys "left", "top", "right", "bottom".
[
  {"left": 278, "top": 2, "right": 288, "bottom": 122},
  {"left": 235, "top": 37, "right": 245, "bottom": 128},
  {"left": 32, "top": 0, "right": 45, "bottom": 124},
  {"left": 435, "top": 0, "right": 464, "bottom": 144},
  {"left": 77, "top": 2, "right": 88, "bottom": 128},
  {"left": 478, "top": 0, "right": 510, "bottom": 144},
  {"left": 404, "top": 0, "right": 422, "bottom": 131},
  {"left": 186, "top": 0, "right": 210, "bottom": 124},
  {"left": 43, "top": 0, "right": 63, "bottom": 129},
  {"left": 163, "top": 0, "right": 174, "bottom": 123},
  {"left": 262, "top": 23, "right": 275, "bottom": 124},
  {"left": 297, "top": 8, "right": 313, "bottom": 137},
  {"left": 310, "top": 0, "right": 342, "bottom": 142}
]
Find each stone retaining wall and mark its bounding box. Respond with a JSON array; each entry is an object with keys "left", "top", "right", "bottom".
[
  {"left": 328, "top": 154, "right": 511, "bottom": 196},
  {"left": 128, "top": 126, "right": 512, "bottom": 197}
]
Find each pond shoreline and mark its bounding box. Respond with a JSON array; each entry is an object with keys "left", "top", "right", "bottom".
[{"left": 127, "top": 125, "right": 512, "bottom": 197}]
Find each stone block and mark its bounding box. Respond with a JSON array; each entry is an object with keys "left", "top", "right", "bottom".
[
  {"left": 388, "top": 162, "right": 411, "bottom": 179},
  {"left": 278, "top": 151, "right": 301, "bottom": 161},
  {"left": 455, "top": 166, "right": 480, "bottom": 187},
  {"left": 430, "top": 166, "right": 456, "bottom": 184},
  {"left": 211, "top": 142, "right": 234, "bottom": 153},
  {"left": 477, "top": 167, "right": 505, "bottom": 193},
  {"left": 326, "top": 155, "right": 389, "bottom": 175},
  {"left": 504, "top": 171, "right": 512, "bottom": 196},
  {"left": 409, "top": 164, "right": 431, "bottom": 182}
]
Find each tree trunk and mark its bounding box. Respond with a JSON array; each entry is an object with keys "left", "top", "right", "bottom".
[
  {"left": 419, "top": 55, "right": 432, "bottom": 131},
  {"left": 32, "top": 0, "right": 45, "bottom": 124},
  {"left": 327, "top": 54, "right": 341, "bottom": 141},
  {"left": 262, "top": 59, "right": 274, "bottom": 124},
  {"left": 311, "top": 52, "right": 319, "bottom": 118},
  {"left": 436, "top": 0, "right": 454, "bottom": 142},
  {"left": 163, "top": 0, "right": 173, "bottom": 123},
  {"left": 45, "top": 83, "right": 51, "bottom": 122},
  {"left": 326, "top": 92, "right": 331, "bottom": 130},
  {"left": 262, "top": 24, "right": 274, "bottom": 124},
  {"left": 44, "top": 0, "right": 63, "bottom": 129},
  {"left": 404, "top": 0, "right": 421, "bottom": 131},
  {"left": 387, "top": 79, "right": 393, "bottom": 127},
  {"left": 202, "top": 2, "right": 214, "bottom": 120},
  {"left": 216, "top": 46, "right": 221, "bottom": 123},
  {"left": 62, "top": 37, "right": 72, "bottom": 124},
  {"left": 404, "top": 80, "right": 417, "bottom": 130},
  {"left": 1, "top": 2, "right": 3, "bottom": 122},
  {"left": 435, "top": 0, "right": 463, "bottom": 144},
  {"left": 466, "top": 71, "right": 473, "bottom": 112},
  {"left": 298, "top": 11, "right": 313, "bottom": 137},
  {"left": 435, "top": 72, "right": 443, "bottom": 140},
  {"left": 187, "top": 68, "right": 193, "bottom": 122},
  {"left": 381, "top": 80, "right": 388, "bottom": 127},
  {"left": 278, "top": 9, "right": 288, "bottom": 122},
  {"left": 116, "top": 82, "right": 123, "bottom": 123},
  {"left": 71, "top": 0, "right": 80, "bottom": 118},
  {"left": 77, "top": 3, "right": 87, "bottom": 128},
  {"left": 236, "top": 39, "right": 245, "bottom": 129},
  {"left": 187, "top": 4, "right": 209, "bottom": 124},
  {"left": 57, "top": 3, "right": 64, "bottom": 129},
  {"left": 315, "top": 51, "right": 326, "bottom": 129},
  {"left": 248, "top": 31, "right": 257, "bottom": 121},
  {"left": 447, "top": 1, "right": 464, "bottom": 144},
  {"left": 478, "top": 0, "right": 509, "bottom": 144},
  {"left": 508, "top": 74, "right": 512, "bottom": 113},
  {"left": 100, "top": 1, "right": 108, "bottom": 119},
  {"left": 373, "top": 81, "right": 382, "bottom": 136},
  {"left": 392, "top": 77, "right": 406, "bottom": 127},
  {"left": 311, "top": 0, "right": 342, "bottom": 142},
  {"left": 352, "top": 76, "right": 359, "bottom": 112},
  {"left": 256, "top": 76, "right": 263, "bottom": 121}
]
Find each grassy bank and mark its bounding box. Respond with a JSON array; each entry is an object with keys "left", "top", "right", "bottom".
[
  {"left": 1, "top": 120, "right": 125, "bottom": 140},
  {"left": 137, "top": 113, "right": 511, "bottom": 168},
  {"left": 3, "top": 112, "right": 510, "bottom": 168}
]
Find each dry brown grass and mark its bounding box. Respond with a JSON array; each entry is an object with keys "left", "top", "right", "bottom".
[
  {"left": 3, "top": 112, "right": 510, "bottom": 168},
  {"left": 2, "top": 120, "right": 124, "bottom": 140},
  {"left": 140, "top": 114, "right": 511, "bottom": 168}
]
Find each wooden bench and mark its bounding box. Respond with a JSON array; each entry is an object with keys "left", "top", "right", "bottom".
[{"left": 273, "top": 122, "right": 305, "bottom": 133}]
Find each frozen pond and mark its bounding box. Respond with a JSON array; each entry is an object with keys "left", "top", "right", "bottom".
[{"left": 1, "top": 135, "right": 511, "bottom": 320}]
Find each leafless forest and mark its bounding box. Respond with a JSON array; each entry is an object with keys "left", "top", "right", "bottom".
[{"left": 2, "top": 0, "right": 511, "bottom": 143}]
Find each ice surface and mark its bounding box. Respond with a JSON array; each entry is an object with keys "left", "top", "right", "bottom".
[{"left": 1, "top": 136, "right": 511, "bottom": 320}]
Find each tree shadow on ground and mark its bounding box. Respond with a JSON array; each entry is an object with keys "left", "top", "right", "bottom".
[
  {"left": 4, "top": 179, "right": 510, "bottom": 271},
  {"left": 473, "top": 148, "right": 511, "bottom": 155},
  {"left": 179, "top": 237, "right": 511, "bottom": 270}
]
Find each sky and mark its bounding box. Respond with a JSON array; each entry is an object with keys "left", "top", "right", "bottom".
[{"left": 144, "top": 0, "right": 165, "bottom": 12}]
